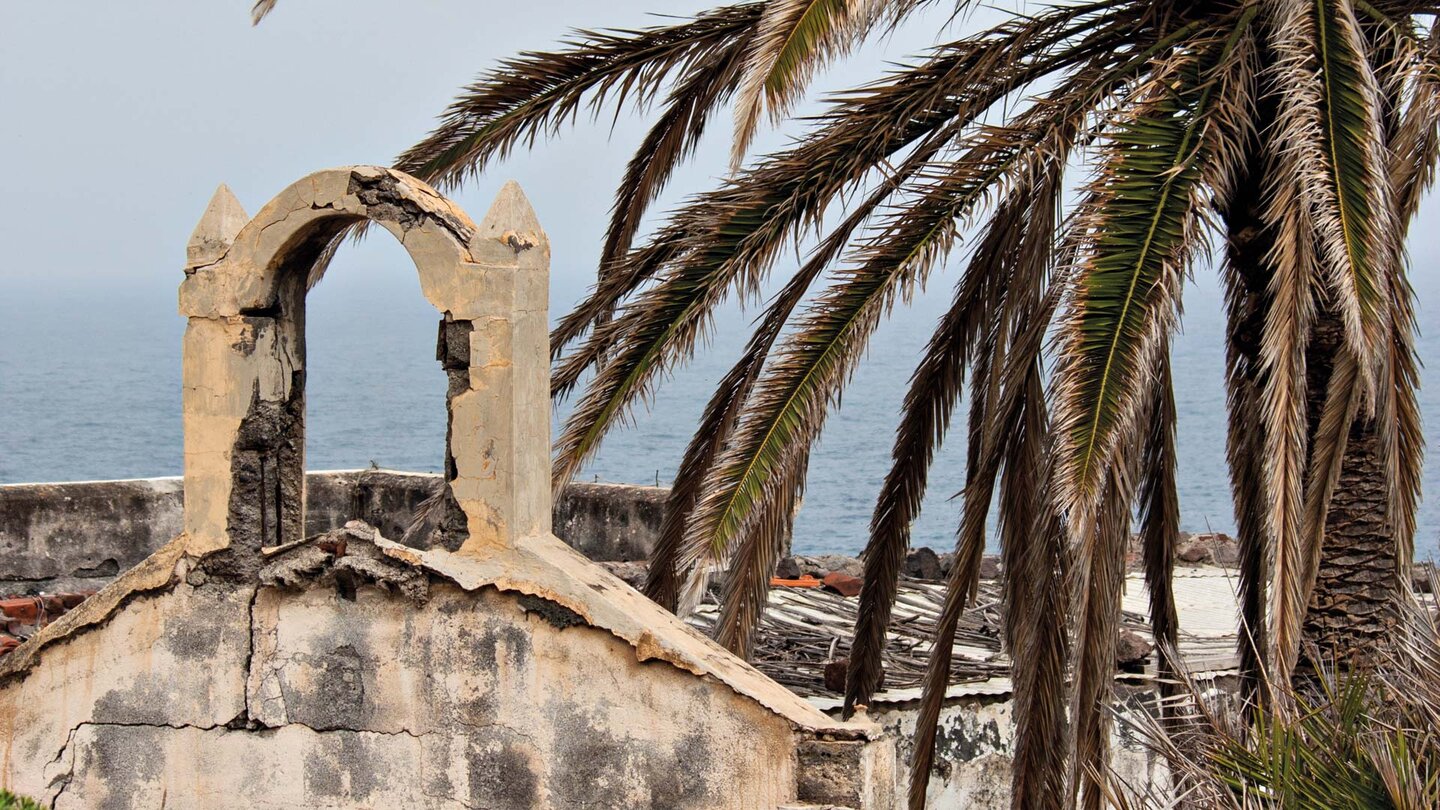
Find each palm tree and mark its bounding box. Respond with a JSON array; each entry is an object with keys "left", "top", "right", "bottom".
[{"left": 256, "top": 1, "right": 1432, "bottom": 806}]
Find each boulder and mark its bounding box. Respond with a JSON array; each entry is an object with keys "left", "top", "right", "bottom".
[{"left": 903, "top": 547, "right": 942, "bottom": 580}]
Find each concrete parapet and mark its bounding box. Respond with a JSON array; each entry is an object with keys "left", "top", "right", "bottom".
[{"left": 0, "top": 472, "right": 667, "bottom": 594}]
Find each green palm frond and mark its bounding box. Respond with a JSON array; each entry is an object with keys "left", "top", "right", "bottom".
[{"left": 1053, "top": 14, "right": 1255, "bottom": 529}]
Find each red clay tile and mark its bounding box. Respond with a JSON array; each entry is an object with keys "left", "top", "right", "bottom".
[
  {"left": 0, "top": 598, "right": 39, "bottom": 624},
  {"left": 821, "top": 572, "right": 863, "bottom": 598},
  {"left": 0, "top": 591, "right": 95, "bottom": 658}
]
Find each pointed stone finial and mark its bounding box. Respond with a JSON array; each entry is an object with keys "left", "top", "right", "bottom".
[
  {"left": 476, "top": 180, "right": 547, "bottom": 254},
  {"left": 186, "top": 184, "right": 248, "bottom": 271}
]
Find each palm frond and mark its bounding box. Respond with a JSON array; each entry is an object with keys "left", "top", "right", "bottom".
[
  {"left": 597, "top": 29, "right": 755, "bottom": 305},
  {"left": 1377, "top": 278, "right": 1423, "bottom": 578},
  {"left": 1139, "top": 340, "right": 1181, "bottom": 718},
  {"left": 680, "top": 100, "right": 1083, "bottom": 645},
  {"left": 910, "top": 229, "right": 1074, "bottom": 810},
  {"left": 1267, "top": 0, "right": 1397, "bottom": 380},
  {"left": 1298, "top": 324, "right": 1365, "bottom": 636},
  {"left": 1053, "top": 15, "right": 1254, "bottom": 530},
  {"left": 845, "top": 141, "right": 1064, "bottom": 717},
  {"left": 395, "top": 4, "right": 765, "bottom": 191},
  {"left": 1068, "top": 454, "right": 1136, "bottom": 809},
  {"left": 550, "top": 4, "right": 1122, "bottom": 487},
  {"left": 1221, "top": 167, "right": 1275, "bottom": 709},
  {"left": 1002, "top": 366, "right": 1072, "bottom": 809},
  {"left": 732, "top": 0, "right": 871, "bottom": 165},
  {"left": 250, "top": 0, "right": 276, "bottom": 24},
  {"left": 647, "top": 121, "right": 958, "bottom": 611}
]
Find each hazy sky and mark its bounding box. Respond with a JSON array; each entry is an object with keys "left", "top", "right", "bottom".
[{"left": 0, "top": 0, "right": 973, "bottom": 303}]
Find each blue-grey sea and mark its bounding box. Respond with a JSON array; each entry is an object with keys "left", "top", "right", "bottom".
[{"left": 2, "top": 257, "right": 1437, "bottom": 559}]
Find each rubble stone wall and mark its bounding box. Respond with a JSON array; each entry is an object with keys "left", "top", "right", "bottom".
[{"left": 0, "top": 472, "right": 666, "bottom": 593}]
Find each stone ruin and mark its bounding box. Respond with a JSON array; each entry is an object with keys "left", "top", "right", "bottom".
[{"left": 0, "top": 167, "right": 895, "bottom": 809}]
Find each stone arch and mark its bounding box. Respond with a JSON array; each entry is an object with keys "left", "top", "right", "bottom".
[{"left": 177, "top": 166, "right": 550, "bottom": 560}]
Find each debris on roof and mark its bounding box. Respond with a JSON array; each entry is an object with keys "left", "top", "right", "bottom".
[{"left": 0, "top": 591, "right": 95, "bottom": 657}]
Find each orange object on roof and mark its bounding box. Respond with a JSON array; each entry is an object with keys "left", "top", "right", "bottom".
[{"left": 769, "top": 575, "right": 823, "bottom": 588}]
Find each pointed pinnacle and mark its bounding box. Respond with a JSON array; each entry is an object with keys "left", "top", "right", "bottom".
[
  {"left": 186, "top": 184, "right": 248, "bottom": 270},
  {"left": 477, "top": 180, "right": 547, "bottom": 254}
]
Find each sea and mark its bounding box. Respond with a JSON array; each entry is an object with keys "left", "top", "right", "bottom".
[{"left": 2, "top": 252, "right": 1437, "bottom": 560}]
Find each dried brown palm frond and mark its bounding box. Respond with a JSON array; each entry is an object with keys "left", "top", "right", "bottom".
[
  {"left": 596, "top": 31, "right": 753, "bottom": 297},
  {"left": 1068, "top": 449, "right": 1135, "bottom": 810},
  {"left": 1002, "top": 378, "right": 1071, "bottom": 810},
  {"left": 910, "top": 226, "right": 1074, "bottom": 809},
  {"left": 250, "top": 0, "right": 276, "bottom": 25},
  {"left": 1221, "top": 146, "right": 1274, "bottom": 711},
  {"left": 1138, "top": 341, "right": 1181, "bottom": 722}
]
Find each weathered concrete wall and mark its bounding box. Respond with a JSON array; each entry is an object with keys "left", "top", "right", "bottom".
[
  {"left": 0, "top": 478, "right": 185, "bottom": 594},
  {"left": 0, "top": 526, "right": 897, "bottom": 810},
  {"left": 553, "top": 481, "right": 667, "bottom": 562},
  {"left": 0, "top": 472, "right": 666, "bottom": 593},
  {"left": 861, "top": 692, "right": 1166, "bottom": 808},
  {"left": 0, "top": 580, "right": 796, "bottom": 807}
]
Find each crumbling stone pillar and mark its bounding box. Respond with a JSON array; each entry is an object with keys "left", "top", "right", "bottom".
[{"left": 176, "top": 167, "right": 550, "bottom": 564}]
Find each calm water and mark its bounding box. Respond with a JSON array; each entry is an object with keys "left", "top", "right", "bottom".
[{"left": 2, "top": 250, "right": 1437, "bottom": 558}]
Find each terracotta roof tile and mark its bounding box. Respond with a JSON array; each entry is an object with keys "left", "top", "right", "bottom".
[{"left": 0, "top": 592, "right": 96, "bottom": 658}]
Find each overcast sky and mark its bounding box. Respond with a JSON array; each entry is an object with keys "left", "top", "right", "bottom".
[{"left": 0, "top": 0, "right": 976, "bottom": 304}]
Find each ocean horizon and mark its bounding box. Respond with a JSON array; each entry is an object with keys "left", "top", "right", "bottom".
[{"left": 3, "top": 244, "right": 1437, "bottom": 560}]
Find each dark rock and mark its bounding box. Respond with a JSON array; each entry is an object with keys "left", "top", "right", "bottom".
[
  {"left": 596, "top": 560, "right": 648, "bottom": 590},
  {"left": 1116, "top": 630, "right": 1154, "bottom": 670},
  {"left": 978, "top": 555, "right": 1001, "bottom": 580},
  {"left": 821, "top": 571, "right": 864, "bottom": 598},
  {"left": 903, "top": 547, "right": 942, "bottom": 580},
  {"left": 1177, "top": 540, "right": 1211, "bottom": 564},
  {"left": 775, "top": 556, "right": 802, "bottom": 580}
]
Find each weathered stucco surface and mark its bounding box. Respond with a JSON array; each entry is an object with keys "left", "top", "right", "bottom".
[
  {"left": 860, "top": 690, "right": 1167, "bottom": 808},
  {"left": 0, "top": 574, "right": 807, "bottom": 808},
  {"left": 0, "top": 167, "right": 894, "bottom": 809}
]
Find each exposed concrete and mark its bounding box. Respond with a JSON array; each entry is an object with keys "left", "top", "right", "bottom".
[
  {"left": 0, "top": 478, "right": 184, "bottom": 594},
  {"left": 1, "top": 472, "right": 667, "bottom": 594},
  {"left": 861, "top": 691, "right": 1165, "bottom": 809},
  {"left": 552, "top": 481, "right": 667, "bottom": 561},
  {"left": 0, "top": 167, "right": 895, "bottom": 809}
]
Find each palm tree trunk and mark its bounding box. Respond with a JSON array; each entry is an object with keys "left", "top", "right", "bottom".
[
  {"left": 1225, "top": 113, "right": 1401, "bottom": 676},
  {"left": 1300, "top": 316, "right": 1398, "bottom": 664}
]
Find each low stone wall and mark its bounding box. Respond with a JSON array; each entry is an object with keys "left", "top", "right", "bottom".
[{"left": 0, "top": 471, "right": 666, "bottom": 594}]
